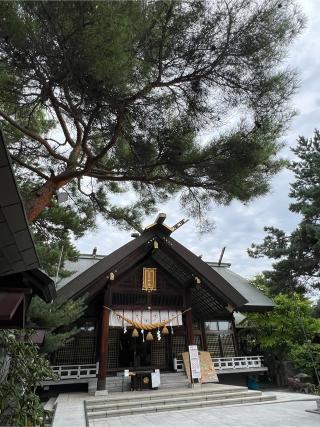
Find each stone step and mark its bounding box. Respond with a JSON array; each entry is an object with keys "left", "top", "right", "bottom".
[
  {"left": 86, "top": 385, "right": 250, "bottom": 406},
  {"left": 86, "top": 394, "right": 276, "bottom": 419},
  {"left": 105, "top": 373, "right": 189, "bottom": 393},
  {"left": 87, "top": 390, "right": 262, "bottom": 412}
]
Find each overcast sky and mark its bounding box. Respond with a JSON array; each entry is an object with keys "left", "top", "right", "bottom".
[{"left": 75, "top": 0, "right": 320, "bottom": 286}]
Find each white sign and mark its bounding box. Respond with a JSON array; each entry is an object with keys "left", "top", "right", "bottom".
[
  {"left": 151, "top": 369, "right": 161, "bottom": 388},
  {"left": 188, "top": 345, "right": 201, "bottom": 379}
]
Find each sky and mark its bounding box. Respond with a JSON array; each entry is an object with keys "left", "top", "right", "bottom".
[{"left": 75, "top": 0, "right": 320, "bottom": 285}]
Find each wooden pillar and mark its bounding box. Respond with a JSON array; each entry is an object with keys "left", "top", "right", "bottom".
[
  {"left": 185, "top": 309, "right": 194, "bottom": 346},
  {"left": 97, "top": 291, "right": 110, "bottom": 390},
  {"left": 200, "top": 321, "right": 208, "bottom": 351},
  {"left": 231, "top": 316, "right": 240, "bottom": 356},
  {"left": 185, "top": 288, "right": 194, "bottom": 347}
]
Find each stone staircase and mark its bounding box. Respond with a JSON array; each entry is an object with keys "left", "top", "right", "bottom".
[
  {"left": 105, "top": 372, "right": 189, "bottom": 393},
  {"left": 85, "top": 383, "right": 276, "bottom": 421}
]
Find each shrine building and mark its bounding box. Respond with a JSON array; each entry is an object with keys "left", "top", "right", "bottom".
[{"left": 48, "top": 213, "right": 274, "bottom": 393}]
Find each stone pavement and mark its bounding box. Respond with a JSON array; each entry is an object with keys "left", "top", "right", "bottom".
[{"left": 52, "top": 390, "right": 319, "bottom": 427}]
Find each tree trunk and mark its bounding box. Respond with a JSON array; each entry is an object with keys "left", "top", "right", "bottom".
[{"left": 25, "top": 176, "right": 67, "bottom": 223}]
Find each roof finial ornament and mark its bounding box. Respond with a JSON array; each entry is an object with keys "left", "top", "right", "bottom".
[
  {"left": 171, "top": 218, "right": 189, "bottom": 232},
  {"left": 218, "top": 247, "right": 226, "bottom": 265},
  {"left": 156, "top": 213, "right": 166, "bottom": 224}
]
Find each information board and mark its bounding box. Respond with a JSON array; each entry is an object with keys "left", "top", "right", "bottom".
[
  {"left": 188, "top": 345, "right": 201, "bottom": 379},
  {"left": 199, "top": 351, "right": 219, "bottom": 383}
]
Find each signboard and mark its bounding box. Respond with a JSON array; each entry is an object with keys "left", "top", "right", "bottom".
[
  {"left": 151, "top": 369, "right": 161, "bottom": 388},
  {"left": 188, "top": 345, "right": 201, "bottom": 379},
  {"left": 182, "top": 350, "right": 219, "bottom": 383},
  {"left": 199, "top": 351, "right": 219, "bottom": 383}
]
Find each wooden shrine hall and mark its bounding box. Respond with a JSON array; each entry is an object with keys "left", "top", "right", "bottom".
[{"left": 52, "top": 213, "right": 274, "bottom": 392}]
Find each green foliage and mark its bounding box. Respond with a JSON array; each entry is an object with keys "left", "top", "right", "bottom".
[
  {"left": 0, "top": 0, "right": 304, "bottom": 237},
  {"left": 249, "top": 130, "right": 320, "bottom": 294},
  {"left": 289, "top": 343, "right": 320, "bottom": 380},
  {"left": 0, "top": 330, "right": 55, "bottom": 426},
  {"left": 17, "top": 180, "right": 95, "bottom": 277},
  {"left": 250, "top": 274, "right": 272, "bottom": 297},
  {"left": 28, "top": 296, "right": 87, "bottom": 353},
  {"left": 313, "top": 298, "right": 320, "bottom": 318},
  {"left": 245, "top": 293, "right": 320, "bottom": 360}
]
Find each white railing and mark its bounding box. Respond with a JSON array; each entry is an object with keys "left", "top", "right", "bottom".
[
  {"left": 51, "top": 363, "right": 99, "bottom": 380},
  {"left": 50, "top": 356, "right": 264, "bottom": 381},
  {"left": 213, "top": 356, "right": 263, "bottom": 371},
  {"left": 176, "top": 356, "right": 264, "bottom": 373}
]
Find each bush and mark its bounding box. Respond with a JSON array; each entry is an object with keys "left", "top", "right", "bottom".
[
  {"left": 289, "top": 343, "right": 320, "bottom": 383},
  {"left": 0, "top": 330, "right": 55, "bottom": 426}
]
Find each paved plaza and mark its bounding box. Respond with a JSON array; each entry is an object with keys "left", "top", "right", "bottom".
[{"left": 52, "top": 390, "right": 319, "bottom": 427}]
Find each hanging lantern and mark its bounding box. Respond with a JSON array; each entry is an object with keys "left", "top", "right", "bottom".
[
  {"left": 146, "top": 331, "right": 154, "bottom": 341},
  {"left": 162, "top": 326, "right": 169, "bottom": 335},
  {"left": 132, "top": 328, "right": 139, "bottom": 338}
]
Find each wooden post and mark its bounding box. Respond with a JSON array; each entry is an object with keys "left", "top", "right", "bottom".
[
  {"left": 185, "top": 288, "right": 194, "bottom": 347},
  {"left": 200, "top": 321, "right": 208, "bottom": 351},
  {"left": 231, "top": 317, "right": 240, "bottom": 356},
  {"left": 97, "top": 291, "right": 110, "bottom": 390},
  {"left": 185, "top": 308, "right": 194, "bottom": 346}
]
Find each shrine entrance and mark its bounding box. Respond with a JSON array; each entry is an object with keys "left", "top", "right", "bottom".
[{"left": 119, "top": 333, "right": 151, "bottom": 368}]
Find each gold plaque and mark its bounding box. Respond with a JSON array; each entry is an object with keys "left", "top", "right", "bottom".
[{"left": 142, "top": 267, "right": 157, "bottom": 292}]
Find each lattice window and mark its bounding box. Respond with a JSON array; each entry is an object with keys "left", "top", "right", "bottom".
[
  {"left": 151, "top": 336, "right": 167, "bottom": 367},
  {"left": 220, "top": 334, "right": 236, "bottom": 357},
  {"left": 108, "top": 328, "right": 121, "bottom": 368},
  {"left": 54, "top": 336, "right": 96, "bottom": 365},
  {"left": 207, "top": 335, "right": 221, "bottom": 358},
  {"left": 172, "top": 335, "right": 186, "bottom": 358}
]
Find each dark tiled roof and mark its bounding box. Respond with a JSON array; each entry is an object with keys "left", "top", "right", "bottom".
[
  {"left": 208, "top": 263, "right": 274, "bottom": 311},
  {"left": 57, "top": 222, "right": 250, "bottom": 310},
  {"left": 0, "top": 130, "right": 55, "bottom": 302}
]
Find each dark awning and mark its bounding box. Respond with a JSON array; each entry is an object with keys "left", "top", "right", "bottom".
[
  {"left": 0, "top": 289, "right": 31, "bottom": 328},
  {"left": 0, "top": 292, "right": 24, "bottom": 320}
]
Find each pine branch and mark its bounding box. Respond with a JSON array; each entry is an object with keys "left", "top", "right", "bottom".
[{"left": 0, "top": 110, "right": 68, "bottom": 163}]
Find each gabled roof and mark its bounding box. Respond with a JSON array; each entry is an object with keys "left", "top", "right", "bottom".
[
  {"left": 208, "top": 263, "right": 274, "bottom": 312},
  {"left": 0, "top": 130, "right": 55, "bottom": 302},
  {"left": 57, "top": 214, "right": 274, "bottom": 312}
]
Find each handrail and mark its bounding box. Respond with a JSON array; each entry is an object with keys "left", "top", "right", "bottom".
[
  {"left": 175, "top": 355, "right": 264, "bottom": 373},
  {"left": 50, "top": 363, "right": 99, "bottom": 379},
  {"left": 49, "top": 356, "right": 265, "bottom": 380}
]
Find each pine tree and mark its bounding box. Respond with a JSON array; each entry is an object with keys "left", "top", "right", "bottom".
[
  {"left": 249, "top": 130, "right": 320, "bottom": 295},
  {"left": 0, "top": 0, "right": 304, "bottom": 232},
  {"left": 28, "top": 296, "right": 86, "bottom": 354}
]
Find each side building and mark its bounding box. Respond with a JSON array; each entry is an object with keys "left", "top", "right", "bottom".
[{"left": 49, "top": 214, "right": 274, "bottom": 392}]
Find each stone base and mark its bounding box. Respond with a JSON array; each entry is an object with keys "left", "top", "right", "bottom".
[
  {"left": 88, "top": 378, "right": 98, "bottom": 395},
  {"left": 306, "top": 399, "right": 320, "bottom": 415},
  {"left": 97, "top": 378, "right": 108, "bottom": 391},
  {"left": 188, "top": 381, "right": 201, "bottom": 389},
  {"left": 95, "top": 389, "right": 109, "bottom": 397},
  {"left": 306, "top": 410, "right": 320, "bottom": 415}
]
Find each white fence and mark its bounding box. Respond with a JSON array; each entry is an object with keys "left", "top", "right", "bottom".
[
  {"left": 51, "top": 363, "right": 98, "bottom": 380},
  {"left": 51, "top": 356, "right": 264, "bottom": 380},
  {"left": 176, "top": 356, "right": 264, "bottom": 373}
]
